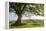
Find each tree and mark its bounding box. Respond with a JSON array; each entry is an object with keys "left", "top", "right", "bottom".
[{"left": 9, "top": 2, "right": 44, "bottom": 26}]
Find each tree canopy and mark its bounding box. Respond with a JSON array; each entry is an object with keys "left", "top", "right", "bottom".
[{"left": 9, "top": 2, "right": 44, "bottom": 16}]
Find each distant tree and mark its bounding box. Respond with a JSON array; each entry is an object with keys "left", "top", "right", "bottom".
[{"left": 9, "top": 2, "right": 44, "bottom": 26}]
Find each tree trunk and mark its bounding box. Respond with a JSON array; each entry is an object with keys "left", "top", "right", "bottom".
[{"left": 15, "top": 14, "right": 22, "bottom": 26}]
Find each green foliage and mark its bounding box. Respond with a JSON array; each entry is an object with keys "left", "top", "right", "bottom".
[{"left": 9, "top": 2, "right": 44, "bottom": 16}]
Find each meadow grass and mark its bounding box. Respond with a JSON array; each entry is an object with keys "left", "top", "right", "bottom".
[{"left": 9, "top": 20, "right": 44, "bottom": 29}]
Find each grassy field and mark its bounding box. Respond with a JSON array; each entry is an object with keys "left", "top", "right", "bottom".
[{"left": 9, "top": 20, "right": 44, "bottom": 29}]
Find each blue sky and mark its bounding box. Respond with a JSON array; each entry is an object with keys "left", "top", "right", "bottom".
[{"left": 9, "top": 12, "right": 44, "bottom": 21}]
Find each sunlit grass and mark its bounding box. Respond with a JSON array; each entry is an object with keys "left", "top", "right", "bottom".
[{"left": 9, "top": 20, "right": 44, "bottom": 29}]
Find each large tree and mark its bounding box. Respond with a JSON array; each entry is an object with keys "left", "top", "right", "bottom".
[{"left": 9, "top": 2, "right": 44, "bottom": 26}]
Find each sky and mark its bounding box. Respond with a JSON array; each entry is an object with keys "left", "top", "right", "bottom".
[{"left": 9, "top": 12, "right": 44, "bottom": 21}]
